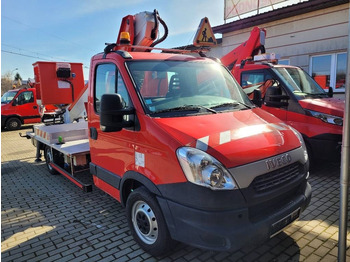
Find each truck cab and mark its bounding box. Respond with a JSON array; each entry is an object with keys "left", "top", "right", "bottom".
[
  {"left": 221, "top": 27, "right": 344, "bottom": 161},
  {"left": 88, "top": 49, "right": 311, "bottom": 254},
  {"left": 1, "top": 87, "right": 40, "bottom": 130},
  {"left": 236, "top": 63, "right": 344, "bottom": 160}
]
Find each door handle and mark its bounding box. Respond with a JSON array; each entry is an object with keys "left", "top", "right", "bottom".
[
  {"left": 90, "top": 127, "right": 98, "bottom": 140},
  {"left": 33, "top": 106, "right": 38, "bottom": 109}
]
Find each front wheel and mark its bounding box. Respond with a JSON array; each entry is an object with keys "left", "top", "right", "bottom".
[
  {"left": 126, "top": 187, "right": 175, "bottom": 257},
  {"left": 6, "top": 117, "right": 21, "bottom": 131}
]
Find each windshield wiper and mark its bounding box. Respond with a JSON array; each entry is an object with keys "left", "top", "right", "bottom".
[
  {"left": 211, "top": 102, "right": 252, "bottom": 110},
  {"left": 153, "top": 105, "right": 217, "bottom": 114},
  {"left": 293, "top": 91, "right": 328, "bottom": 97}
]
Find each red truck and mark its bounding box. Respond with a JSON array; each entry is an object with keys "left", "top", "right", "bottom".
[
  {"left": 221, "top": 27, "right": 344, "bottom": 161},
  {"left": 27, "top": 11, "right": 311, "bottom": 256},
  {"left": 1, "top": 87, "right": 41, "bottom": 130},
  {"left": 2, "top": 81, "right": 65, "bottom": 131}
]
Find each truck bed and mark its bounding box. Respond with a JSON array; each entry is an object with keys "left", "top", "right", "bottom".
[{"left": 28, "top": 121, "right": 90, "bottom": 156}]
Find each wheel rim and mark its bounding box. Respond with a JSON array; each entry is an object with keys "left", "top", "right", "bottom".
[
  {"left": 46, "top": 149, "right": 53, "bottom": 171},
  {"left": 9, "top": 120, "right": 19, "bottom": 129},
  {"left": 132, "top": 200, "right": 158, "bottom": 245}
]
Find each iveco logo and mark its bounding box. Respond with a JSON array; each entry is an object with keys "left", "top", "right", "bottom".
[{"left": 266, "top": 153, "right": 292, "bottom": 170}]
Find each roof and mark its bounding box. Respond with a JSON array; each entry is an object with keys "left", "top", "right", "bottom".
[
  {"left": 213, "top": 0, "right": 349, "bottom": 34},
  {"left": 95, "top": 50, "right": 211, "bottom": 61}
]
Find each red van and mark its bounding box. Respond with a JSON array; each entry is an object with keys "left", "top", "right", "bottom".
[{"left": 1, "top": 88, "right": 40, "bottom": 130}]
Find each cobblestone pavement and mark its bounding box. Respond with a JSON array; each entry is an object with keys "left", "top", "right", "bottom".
[{"left": 1, "top": 126, "right": 350, "bottom": 262}]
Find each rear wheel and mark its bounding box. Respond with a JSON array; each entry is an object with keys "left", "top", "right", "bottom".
[
  {"left": 6, "top": 117, "right": 21, "bottom": 131},
  {"left": 44, "top": 147, "right": 58, "bottom": 175},
  {"left": 126, "top": 187, "right": 174, "bottom": 256}
]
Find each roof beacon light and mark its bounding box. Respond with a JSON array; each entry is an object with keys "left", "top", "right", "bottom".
[{"left": 120, "top": 32, "right": 131, "bottom": 45}]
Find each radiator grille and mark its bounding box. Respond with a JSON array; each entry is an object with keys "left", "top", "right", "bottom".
[{"left": 252, "top": 163, "right": 302, "bottom": 193}]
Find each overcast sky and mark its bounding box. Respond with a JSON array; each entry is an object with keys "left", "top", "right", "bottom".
[{"left": 1, "top": 0, "right": 225, "bottom": 80}]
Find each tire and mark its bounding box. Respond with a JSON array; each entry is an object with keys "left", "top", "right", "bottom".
[
  {"left": 44, "top": 147, "right": 58, "bottom": 175},
  {"left": 6, "top": 117, "right": 21, "bottom": 131},
  {"left": 305, "top": 141, "right": 314, "bottom": 169},
  {"left": 126, "top": 187, "right": 174, "bottom": 257}
]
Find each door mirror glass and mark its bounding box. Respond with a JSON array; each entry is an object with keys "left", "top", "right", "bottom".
[
  {"left": 100, "top": 93, "right": 134, "bottom": 132},
  {"left": 264, "top": 85, "right": 289, "bottom": 108}
]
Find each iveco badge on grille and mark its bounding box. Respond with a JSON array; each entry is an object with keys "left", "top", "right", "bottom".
[{"left": 266, "top": 153, "right": 292, "bottom": 170}]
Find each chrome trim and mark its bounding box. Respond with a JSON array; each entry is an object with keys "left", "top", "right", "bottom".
[{"left": 228, "top": 147, "right": 306, "bottom": 189}]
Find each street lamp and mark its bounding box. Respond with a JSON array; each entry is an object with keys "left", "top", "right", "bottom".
[
  {"left": 10, "top": 68, "right": 19, "bottom": 88},
  {"left": 11, "top": 68, "right": 18, "bottom": 75}
]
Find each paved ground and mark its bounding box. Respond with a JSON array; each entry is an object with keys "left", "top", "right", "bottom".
[{"left": 1, "top": 126, "right": 350, "bottom": 261}]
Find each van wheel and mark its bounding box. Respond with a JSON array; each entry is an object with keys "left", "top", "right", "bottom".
[
  {"left": 126, "top": 187, "right": 174, "bottom": 257},
  {"left": 6, "top": 118, "right": 21, "bottom": 131},
  {"left": 44, "top": 147, "right": 58, "bottom": 175},
  {"left": 305, "top": 142, "right": 314, "bottom": 168}
]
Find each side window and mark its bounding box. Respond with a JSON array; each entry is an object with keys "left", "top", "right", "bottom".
[
  {"left": 94, "top": 64, "right": 130, "bottom": 113},
  {"left": 241, "top": 70, "right": 273, "bottom": 88},
  {"left": 117, "top": 73, "right": 130, "bottom": 108},
  {"left": 17, "top": 91, "right": 34, "bottom": 105}
]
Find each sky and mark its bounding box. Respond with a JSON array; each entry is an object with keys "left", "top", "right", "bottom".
[
  {"left": 1, "top": 0, "right": 306, "bottom": 81},
  {"left": 1, "top": 0, "right": 225, "bottom": 80}
]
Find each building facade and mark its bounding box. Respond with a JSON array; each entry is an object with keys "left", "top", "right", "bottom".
[{"left": 211, "top": 0, "right": 349, "bottom": 93}]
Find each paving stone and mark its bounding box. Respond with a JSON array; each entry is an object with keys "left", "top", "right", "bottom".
[
  {"left": 319, "top": 254, "right": 337, "bottom": 262},
  {"left": 304, "top": 253, "right": 321, "bottom": 262},
  {"left": 308, "top": 238, "right": 324, "bottom": 249},
  {"left": 313, "top": 245, "right": 331, "bottom": 258},
  {"left": 300, "top": 246, "right": 316, "bottom": 258}
]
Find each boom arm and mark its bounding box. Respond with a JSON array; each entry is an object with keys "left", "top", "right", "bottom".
[{"left": 221, "top": 27, "right": 266, "bottom": 73}]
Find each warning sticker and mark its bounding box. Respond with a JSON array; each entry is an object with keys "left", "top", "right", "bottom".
[
  {"left": 135, "top": 151, "right": 145, "bottom": 167},
  {"left": 193, "top": 17, "right": 217, "bottom": 47}
]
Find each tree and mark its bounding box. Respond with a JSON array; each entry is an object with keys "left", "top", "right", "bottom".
[
  {"left": 14, "top": 72, "right": 22, "bottom": 87},
  {"left": 1, "top": 72, "right": 13, "bottom": 95}
]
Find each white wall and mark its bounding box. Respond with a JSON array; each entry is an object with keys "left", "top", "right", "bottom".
[{"left": 210, "top": 4, "right": 349, "bottom": 72}]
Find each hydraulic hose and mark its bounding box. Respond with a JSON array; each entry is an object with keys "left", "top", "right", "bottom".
[{"left": 150, "top": 10, "right": 168, "bottom": 48}]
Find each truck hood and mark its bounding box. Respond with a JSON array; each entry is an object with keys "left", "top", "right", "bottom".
[
  {"left": 1, "top": 103, "right": 10, "bottom": 112},
  {"left": 153, "top": 108, "right": 301, "bottom": 168},
  {"left": 299, "top": 98, "right": 344, "bottom": 117}
]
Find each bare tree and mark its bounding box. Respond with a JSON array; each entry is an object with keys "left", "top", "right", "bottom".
[{"left": 1, "top": 72, "right": 13, "bottom": 95}]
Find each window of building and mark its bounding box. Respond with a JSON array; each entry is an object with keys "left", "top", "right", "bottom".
[
  {"left": 279, "top": 59, "right": 290, "bottom": 65},
  {"left": 310, "top": 53, "right": 347, "bottom": 93},
  {"left": 336, "top": 53, "right": 346, "bottom": 90}
]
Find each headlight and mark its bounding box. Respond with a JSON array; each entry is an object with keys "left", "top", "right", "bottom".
[
  {"left": 289, "top": 127, "right": 308, "bottom": 163},
  {"left": 176, "top": 147, "right": 237, "bottom": 190},
  {"left": 306, "top": 110, "right": 343, "bottom": 126}
]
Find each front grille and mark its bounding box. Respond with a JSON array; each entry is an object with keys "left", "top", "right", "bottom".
[{"left": 252, "top": 162, "right": 302, "bottom": 193}]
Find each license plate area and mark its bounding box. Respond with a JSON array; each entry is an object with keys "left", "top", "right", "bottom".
[{"left": 270, "top": 208, "right": 300, "bottom": 238}]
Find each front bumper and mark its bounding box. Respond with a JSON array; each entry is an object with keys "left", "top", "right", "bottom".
[
  {"left": 305, "top": 133, "right": 342, "bottom": 160},
  {"left": 1, "top": 115, "right": 7, "bottom": 128},
  {"left": 157, "top": 181, "right": 311, "bottom": 251}
]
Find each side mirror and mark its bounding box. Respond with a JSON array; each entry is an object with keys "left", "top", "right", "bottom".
[
  {"left": 264, "top": 85, "right": 289, "bottom": 108},
  {"left": 328, "top": 86, "right": 333, "bottom": 98},
  {"left": 252, "top": 89, "right": 262, "bottom": 107},
  {"left": 12, "top": 99, "right": 17, "bottom": 106},
  {"left": 100, "top": 94, "right": 134, "bottom": 132}
]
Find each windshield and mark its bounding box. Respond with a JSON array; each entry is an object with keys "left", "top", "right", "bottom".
[
  {"left": 1, "top": 90, "right": 17, "bottom": 104},
  {"left": 273, "top": 67, "right": 327, "bottom": 97},
  {"left": 126, "top": 60, "right": 252, "bottom": 116}
]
